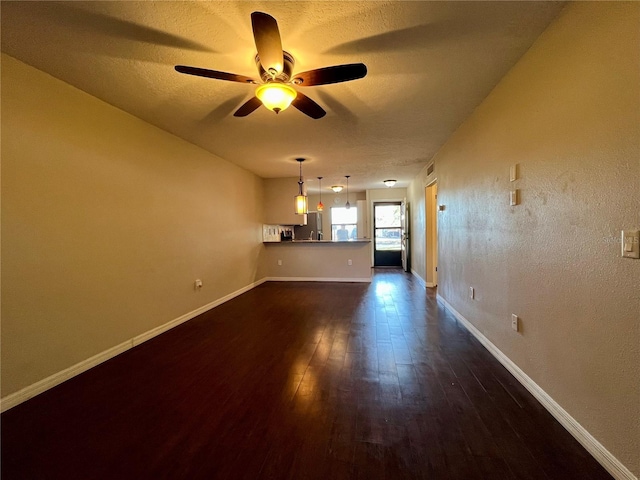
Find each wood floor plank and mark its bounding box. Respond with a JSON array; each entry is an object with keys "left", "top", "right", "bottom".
[{"left": 1, "top": 270, "right": 614, "bottom": 479}]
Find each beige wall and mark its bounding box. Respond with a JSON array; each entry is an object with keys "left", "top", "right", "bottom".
[
  {"left": 260, "top": 242, "right": 372, "bottom": 281},
  {"left": 1, "top": 55, "right": 265, "bottom": 397},
  {"left": 264, "top": 177, "right": 306, "bottom": 226},
  {"left": 409, "top": 2, "right": 639, "bottom": 475}
]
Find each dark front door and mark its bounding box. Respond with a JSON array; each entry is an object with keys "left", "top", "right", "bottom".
[{"left": 373, "top": 202, "right": 402, "bottom": 267}]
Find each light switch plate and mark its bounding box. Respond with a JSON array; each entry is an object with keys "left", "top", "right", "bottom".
[
  {"left": 621, "top": 230, "right": 640, "bottom": 259},
  {"left": 510, "top": 164, "right": 518, "bottom": 182},
  {"left": 510, "top": 190, "right": 519, "bottom": 206}
]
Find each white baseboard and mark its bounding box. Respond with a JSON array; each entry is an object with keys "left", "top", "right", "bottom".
[
  {"left": 0, "top": 340, "right": 133, "bottom": 413},
  {"left": 436, "top": 294, "right": 637, "bottom": 480},
  {"left": 132, "top": 278, "right": 267, "bottom": 347},
  {"left": 410, "top": 269, "right": 427, "bottom": 288},
  {"left": 0, "top": 278, "right": 268, "bottom": 413},
  {"left": 266, "top": 276, "right": 371, "bottom": 283}
]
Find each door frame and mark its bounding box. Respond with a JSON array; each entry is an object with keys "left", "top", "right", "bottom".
[
  {"left": 401, "top": 199, "right": 409, "bottom": 272},
  {"left": 425, "top": 181, "right": 438, "bottom": 287}
]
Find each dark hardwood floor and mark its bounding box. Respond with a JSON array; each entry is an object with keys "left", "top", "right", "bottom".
[{"left": 1, "top": 269, "right": 612, "bottom": 479}]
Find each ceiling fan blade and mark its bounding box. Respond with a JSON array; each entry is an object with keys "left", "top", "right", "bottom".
[
  {"left": 292, "top": 63, "right": 367, "bottom": 87},
  {"left": 175, "top": 65, "right": 256, "bottom": 84},
  {"left": 251, "top": 12, "right": 284, "bottom": 76},
  {"left": 292, "top": 92, "right": 326, "bottom": 119},
  {"left": 233, "top": 97, "right": 263, "bottom": 117}
]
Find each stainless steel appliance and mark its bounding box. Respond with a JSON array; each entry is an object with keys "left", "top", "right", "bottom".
[{"left": 294, "top": 212, "right": 323, "bottom": 240}]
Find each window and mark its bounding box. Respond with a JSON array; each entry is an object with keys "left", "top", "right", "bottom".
[{"left": 331, "top": 206, "right": 357, "bottom": 241}]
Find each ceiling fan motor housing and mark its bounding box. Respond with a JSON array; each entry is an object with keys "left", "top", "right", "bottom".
[{"left": 256, "top": 51, "right": 295, "bottom": 83}]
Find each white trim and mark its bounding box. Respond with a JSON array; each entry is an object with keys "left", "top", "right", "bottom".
[
  {"left": 266, "top": 276, "right": 371, "bottom": 283},
  {"left": 0, "top": 278, "right": 268, "bottom": 413},
  {"left": 410, "top": 269, "right": 427, "bottom": 288},
  {"left": 132, "top": 278, "right": 267, "bottom": 346},
  {"left": 436, "top": 294, "right": 637, "bottom": 480},
  {"left": 0, "top": 340, "right": 132, "bottom": 412}
]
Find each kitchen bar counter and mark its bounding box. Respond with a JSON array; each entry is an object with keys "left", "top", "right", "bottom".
[
  {"left": 264, "top": 239, "right": 371, "bottom": 244},
  {"left": 262, "top": 239, "right": 371, "bottom": 282}
]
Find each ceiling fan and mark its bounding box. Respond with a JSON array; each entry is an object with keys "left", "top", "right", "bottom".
[{"left": 174, "top": 12, "right": 367, "bottom": 119}]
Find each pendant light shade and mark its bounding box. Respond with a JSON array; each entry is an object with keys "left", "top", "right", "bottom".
[
  {"left": 345, "top": 175, "right": 351, "bottom": 209},
  {"left": 317, "top": 177, "right": 324, "bottom": 212},
  {"left": 256, "top": 83, "right": 297, "bottom": 114},
  {"left": 295, "top": 194, "right": 308, "bottom": 215},
  {"left": 294, "top": 158, "right": 308, "bottom": 215}
]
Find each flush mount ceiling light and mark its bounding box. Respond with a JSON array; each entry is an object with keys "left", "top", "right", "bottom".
[
  {"left": 294, "top": 158, "right": 308, "bottom": 215},
  {"left": 331, "top": 185, "right": 343, "bottom": 193},
  {"left": 345, "top": 175, "right": 351, "bottom": 209},
  {"left": 255, "top": 82, "right": 297, "bottom": 114},
  {"left": 317, "top": 177, "right": 324, "bottom": 212},
  {"left": 384, "top": 179, "right": 397, "bottom": 187}
]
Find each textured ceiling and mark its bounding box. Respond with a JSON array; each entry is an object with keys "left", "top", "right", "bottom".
[{"left": 1, "top": 1, "right": 564, "bottom": 192}]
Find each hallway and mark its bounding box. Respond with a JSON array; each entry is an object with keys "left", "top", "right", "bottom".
[{"left": 1, "top": 270, "right": 612, "bottom": 479}]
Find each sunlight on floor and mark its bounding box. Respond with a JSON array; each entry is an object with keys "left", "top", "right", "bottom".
[{"left": 374, "top": 281, "right": 396, "bottom": 297}]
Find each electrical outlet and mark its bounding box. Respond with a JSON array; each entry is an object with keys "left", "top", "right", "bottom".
[
  {"left": 511, "top": 314, "right": 519, "bottom": 332},
  {"left": 348, "top": 259, "right": 353, "bottom": 266},
  {"left": 277, "top": 259, "right": 282, "bottom": 266},
  {"left": 469, "top": 287, "right": 474, "bottom": 299}
]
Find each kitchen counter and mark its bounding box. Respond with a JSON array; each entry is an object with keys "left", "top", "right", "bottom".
[
  {"left": 264, "top": 239, "right": 370, "bottom": 244},
  {"left": 262, "top": 239, "right": 371, "bottom": 282}
]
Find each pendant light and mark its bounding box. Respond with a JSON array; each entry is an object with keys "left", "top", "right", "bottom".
[
  {"left": 294, "top": 158, "right": 308, "bottom": 215},
  {"left": 345, "top": 175, "right": 351, "bottom": 209},
  {"left": 317, "top": 177, "right": 324, "bottom": 212}
]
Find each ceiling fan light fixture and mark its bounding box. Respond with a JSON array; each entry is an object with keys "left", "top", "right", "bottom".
[
  {"left": 384, "top": 179, "right": 397, "bottom": 187},
  {"left": 331, "top": 186, "right": 343, "bottom": 193},
  {"left": 174, "top": 12, "right": 367, "bottom": 120},
  {"left": 256, "top": 83, "right": 297, "bottom": 114}
]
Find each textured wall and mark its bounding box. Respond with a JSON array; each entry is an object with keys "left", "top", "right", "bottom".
[
  {"left": 432, "top": 2, "right": 639, "bottom": 475},
  {"left": 1, "top": 55, "right": 265, "bottom": 397}
]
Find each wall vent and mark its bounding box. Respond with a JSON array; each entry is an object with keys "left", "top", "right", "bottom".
[{"left": 427, "top": 164, "right": 434, "bottom": 176}]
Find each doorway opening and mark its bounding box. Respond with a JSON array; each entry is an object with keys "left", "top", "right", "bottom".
[
  {"left": 425, "top": 183, "right": 438, "bottom": 287},
  {"left": 373, "top": 202, "right": 402, "bottom": 267}
]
